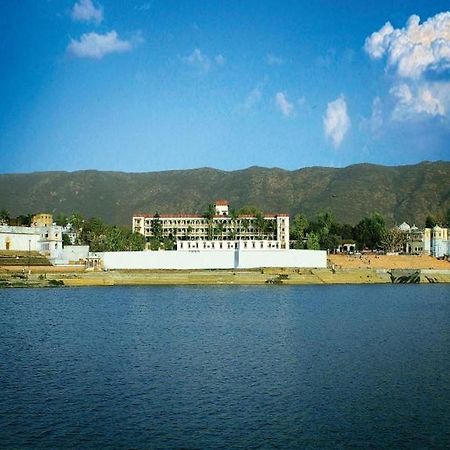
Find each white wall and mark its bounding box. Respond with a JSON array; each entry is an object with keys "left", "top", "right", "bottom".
[
  {"left": 101, "top": 249, "right": 327, "bottom": 270},
  {"left": 238, "top": 249, "right": 326, "bottom": 268},
  {"left": 0, "top": 231, "right": 41, "bottom": 251}
]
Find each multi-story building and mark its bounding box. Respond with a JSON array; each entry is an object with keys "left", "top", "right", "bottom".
[{"left": 133, "top": 200, "right": 290, "bottom": 249}]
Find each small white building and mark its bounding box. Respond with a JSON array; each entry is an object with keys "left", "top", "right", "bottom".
[{"left": 430, "top": 225, "right": 450, "bottom": 258}]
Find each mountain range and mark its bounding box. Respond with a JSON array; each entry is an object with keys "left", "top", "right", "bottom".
[{"left": 0, "top": 161, "right": 449, "bottom": 227}]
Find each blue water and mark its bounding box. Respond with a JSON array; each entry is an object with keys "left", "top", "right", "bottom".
[{"left": 0, "top": 285, "right": 449, "bottom": 449}]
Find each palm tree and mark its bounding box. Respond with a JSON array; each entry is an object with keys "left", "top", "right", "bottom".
[
  {"left": 204, "top": 204, "right": 216, "bottom": 240},
  {"left": 229, "top": 209, "right": 238, "bottom": 239},
  {"left": 255, "top": 212, "right": 266, "bottom": 239},
  {"left": 241, "top": 218, "right": 250, "bottom": 239},
  {"left": 215, "top": 222, "right": 225, "bottom": 240}
]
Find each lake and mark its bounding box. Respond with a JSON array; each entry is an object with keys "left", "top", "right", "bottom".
[{"left": 1, "top": 285, "right": 449, "bottom": 449}]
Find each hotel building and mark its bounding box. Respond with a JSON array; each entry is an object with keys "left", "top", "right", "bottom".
[{"left": 132, "top": 200, "right": 290, "bottom": 249}]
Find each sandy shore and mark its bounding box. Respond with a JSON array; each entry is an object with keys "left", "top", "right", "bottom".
[{"left": 1, "top": 265, "right": 450, "bottom": 287}]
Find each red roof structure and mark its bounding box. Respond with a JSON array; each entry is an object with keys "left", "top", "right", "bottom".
[{"left": 214, "top": 199, "right": 229, "bottom": 206}]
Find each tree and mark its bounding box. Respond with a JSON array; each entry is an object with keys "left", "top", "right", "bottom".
[
  {"left": 425, "top": 214, "right": 437, "bottom": 228},
  {"left": 381, "top": 227, "right": 407, "bottom": 253},
  {"left": 54, "top": 213, "right": 68, "bottom": 227},
  {"left": 291, "top": 213, "right": 308, "bottom": 247},
  {"left": 255, "top": 212, "right": 266, "bottom": 239},
  {"left": 0, "top": 209, "right": 10, "bottom": 225},
  {"left": 186, "top": 225, "right": 193, "bottom": 241},
  {"left": 229, "top": 209, "right": 238, "bottom": 239},
  {"left": 238, "top": 206, "right": 262, "bottom": 216},
  {"left": 149, "top": 238, "right": 160, "bottom": 251},
  {"left": 354, "top": 213, "right": 387, "bottom": 250},
  {"left": 70, "top": 213, "right": 85, "bottom": 239},
  {"left": 62, "top": 233, "right": 72, "bottom": 247},
  {"left": 204, "top": 204, "right": 216, "bottom": 240},
  {"left": 306, "top": 232, "right": 320, "bottom": 250},
  {"left": 163, "top": 237, "right": 175, "bottom": 250},
  {"left": 215, "top": 221, "right": 226, "bottom": 240},
  {"left": 129, "top": 232, "right": 146, "bottom": 251},
  {"left": 151, "top": 213, "right": 163, "bottom": 241},
  {"left": 16, "top": 214, "right": 33, "bottom": 226}
]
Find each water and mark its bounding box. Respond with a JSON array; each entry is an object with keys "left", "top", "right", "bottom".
[{"left": 1, "top": 285, "right": 449, "bottom": 449}]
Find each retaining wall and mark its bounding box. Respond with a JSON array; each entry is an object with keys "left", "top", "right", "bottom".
[{"left": 101, "top": 249, "right": 327, "bottom": 270}]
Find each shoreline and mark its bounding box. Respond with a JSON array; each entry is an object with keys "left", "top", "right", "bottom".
[{"left": 1, "top": 266, "right": 450, "bottom": 288}]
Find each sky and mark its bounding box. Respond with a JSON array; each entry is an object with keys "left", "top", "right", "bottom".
[{"left": 0, "top": 0, "right": 449, "bottom": 173}]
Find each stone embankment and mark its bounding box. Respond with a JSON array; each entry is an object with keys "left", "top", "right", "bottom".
[
  {"left": 1, "top": 254, "right": 449, "bottom": 287},
  {"left": 1, "top": 265, "right": 449, "bottom": 288}
]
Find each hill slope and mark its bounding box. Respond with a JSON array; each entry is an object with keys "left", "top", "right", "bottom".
[{"left": 0, "top": 161, "right": 449, "bottom": 226}]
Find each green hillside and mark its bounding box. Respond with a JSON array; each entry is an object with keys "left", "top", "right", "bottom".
[{"left": 0, "top": 161, "right": 449, "bottom": 226}]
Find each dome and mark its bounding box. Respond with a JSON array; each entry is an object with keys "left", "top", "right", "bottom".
[{"left": 398, "top": 222, "right": 410, "bottom": 232}]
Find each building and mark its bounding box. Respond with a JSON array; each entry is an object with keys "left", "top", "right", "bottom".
[
  {"left": 31, "top": 213, "right": 53, "bottom": 227},
  {"left": 133, "top": 200, "right": 290, "bottom": 249},
  {"left": 0, "top": 220, "right": 63, "bottom": 261},
  {"left": 430, "top": 225, "right": 450, "bottom": 258},
  {"left": 398, "top": 222, "right": 449, "bottom": 258}
]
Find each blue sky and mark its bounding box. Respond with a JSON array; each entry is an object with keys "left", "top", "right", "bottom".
[{"left": 0, "top": 0, "right": 449, "bottom": 173}]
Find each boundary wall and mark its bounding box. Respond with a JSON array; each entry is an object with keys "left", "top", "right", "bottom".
[{"left": 101, "top": 249, "right": 327, "bottom": 270}]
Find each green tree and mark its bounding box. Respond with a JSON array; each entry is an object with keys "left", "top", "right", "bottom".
[
  {"left": 229, "top": 209, "right": 238, "bottom": 239},
  {"left": 186, "top": 225, "right": 193, "bottom": 240},
  {"left": 54, "top": 213, "right": 68, "bottom": 227},
  {"left": 291, "top": 213, "right": 309, "bottom": 246},
  {"left": 306, "top": 232, "right": 320, "bottom": 250},
  {"left": 354, "top": 213, "right": 387, "bottom": 250},
  {"left": 151, "top": 213, "right": 163, "bottom": 241},
  {"left": 129, "top": 232, "right": 146, "bottom": 251},
  {"left": 62, "top": 233, "right": 72, "bottom": 247},
  {"left": 425, "top": 214, "right": 437, "bottom": 228},
  {"left": 163, "top": 237, "right": 175, "bottom": 250},
  {"left": 16, "top": 214, "right": 33, "bottom": 226},
  {"left": 238, "top": 206, "right": 262, "bottom": 216},
  {"left": 149, "top": 238, "right": 160, "bottom": 251},
  {"left": 215, "top": 221, "right": 226, "bottom": 240},
  {"left": 255, "top": 212, "right": 266, "bottom": 239},
  {"left": 204, "top": 204, "right": 216, "bottom": 240},
  {"left": 0, "top": 209, "right": 10, "bottom": 225}
]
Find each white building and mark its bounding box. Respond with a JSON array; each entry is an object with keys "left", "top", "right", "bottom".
[
  {"left": 398, "top": 222, "right": 449, "bottom": 257},
  {"left": 430, "top": 225, "right": 450, "bottom": 258},
  {"left": 133, "top": 200, "right": 290, "bottom": 249},
  {"left": 0, "top": 224, "right": 63, "bottom": 260}
]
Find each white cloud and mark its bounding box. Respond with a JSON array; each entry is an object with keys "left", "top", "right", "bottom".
[
  {"left": 215, "top": 54, "right": 226, "bottom": 66},
  {"left": 365, "top": 12, "right": 450, "bottom": 122},
  {"left": 183, "top": 48, "right": 211, "bottom": 72},
  {"left": 135, "top": 2, "right": 152, "bottom": 11},
  {"left": 266, "top": 54, "right": 284, "bottom": 65},
  {"left": 68, "top": 31, "right": 132, "bottom": 59},
  {"left": 364, "top": 12, "right": 450, "bottom": 79},
  {"left": 275, "top": 92, "right": 294, "bottom": 117},
  {"left": 390, "top": 83, "right": 446, "bottom": 120},
  {"left": 71, "top": 0, "right": 103, "bottom": 24},
  {"left": 244, "top": 85, "right": 263, "bottom": 109},
  {"left": 183, "top": 49, "right": 225, "bottom": 72},
  {"left": 323, "top": 95, "right": 350, "bottom": 148}
]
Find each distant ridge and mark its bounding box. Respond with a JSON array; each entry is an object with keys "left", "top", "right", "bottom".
[{"left": 0, "top": 161, "right": 449, "bottom": 226}]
